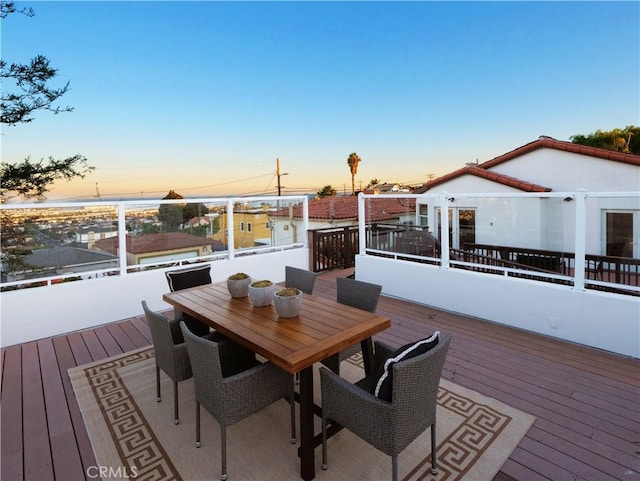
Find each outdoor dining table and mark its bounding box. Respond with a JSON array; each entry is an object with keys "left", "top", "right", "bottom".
[{"left": 163, "top": 281, "right": 391, "bottom": 481}]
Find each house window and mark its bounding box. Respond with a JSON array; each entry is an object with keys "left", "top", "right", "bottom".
[
  {"left": 247, "top": 223, "right": 252, "bottom": 232},
  {"left": 265, "top": 221, "right": 272, "bottom": 229},
  {"left": 240, "top": 222, "right": 245, "bottom": 231},
  {"left": 418, "top": 204, "right": 428, "bottom": 226}
]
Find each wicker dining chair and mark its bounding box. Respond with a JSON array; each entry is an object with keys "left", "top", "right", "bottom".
[
  {"left": 165, "top": 265, "right": 213, "bottom": 337},
  {"left": 142, "top": 300, "right": 214, "bottom": 425},
  {"left": 320, "top": 277, "right": 382, "bottom": 374},
  {"left": 320, "top": 333, "right": 452, "bottom": 481},
  {"left": 285, "top": 265, "right": 317, "bottom": 294},
  {"left": 180, "top": 322, "right": 296, "bottom": 481}
]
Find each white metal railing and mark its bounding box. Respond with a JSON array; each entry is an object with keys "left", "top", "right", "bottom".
[
  {"left": 1, "top": 195, "right": 309, "bottom": 290},
  {"left": 358, "top": 191, "right": 640, "bottom": 294}
]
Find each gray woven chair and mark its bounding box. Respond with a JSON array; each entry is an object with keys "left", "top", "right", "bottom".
[
  {"left": 320, "top": 334, "right": 452, "bottom": 481},
  {"left": 285, "top": 265, "right": 317, "bottom": 294},
  {"left": 165, "top": 265, "right": 213, "bottom": 337},
  {"left": 180, "top": 322, "right": 296, "bottom": 481},
  {"left": 320, "top": 277, "right": 382, "bottom": 374},
  {"left": 142, "top": 300, "right": 214, "bottom": 425}
]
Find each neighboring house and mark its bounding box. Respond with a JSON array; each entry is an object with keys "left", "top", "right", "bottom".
[
  {"left": 184, "top": 216, "right": 211, "bottom": 229},
  {"left": 413, "top": 136, "right": 640, "bottom": 256},
  {"left": 211, "top": 208, "right": 273, "bottom": 249},
  {"left": 270, "top": 195, "right": 417, "bottom": 245},
  {"left": 74, "top": 225, "right": 118, "bottom": 248},
  {"left": 4, "top": 246, "right": 118, "bottom": 282},
  {"left": 93, "top": 232, "right": 224, "bottom": 266}
]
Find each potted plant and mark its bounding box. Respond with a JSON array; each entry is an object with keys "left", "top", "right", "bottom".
[
  {"left": 248, "top": 280, "right": 274, "bottom": 306},
  {"left": 227, "top": 272, "right": 251, "bottom": 298},
  {"left": 273, "top": 287, "right": 303, "bottom": 318}
]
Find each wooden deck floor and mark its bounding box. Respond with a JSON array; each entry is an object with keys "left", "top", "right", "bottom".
[{"left": 2, "top": 269, "right": 639, "bottom": 481}]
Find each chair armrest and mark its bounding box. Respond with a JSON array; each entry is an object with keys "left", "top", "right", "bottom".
[
  {"left": 320, "top": 366, "right": 393, "bottom": 427},
  {"left": 223, "top": 362, "right": 290, "bottom": 400}
]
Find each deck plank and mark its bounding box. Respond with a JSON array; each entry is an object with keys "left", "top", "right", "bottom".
[
  {"left": 52, "top": 336, "right": 97, "bottom": 475},
  {"left": 1, "top": 345, "right": 23, "bottom": 481},
  {"left": 80, "top": 328, "right": 108, "bottom": 362},
  {"left": 93, "top": 325, "right": 124, "bottom": 357},
  {"left": 21, "top": 342, "right": 54, "bottom": 481},
  {"left": 105, "top": 322, "right": 137, "bottom": 352},
  {"left": 37, "top": 339, "right": 85, "bottom": 481},
  {"left": 130, "top": 315, "right": 152, "bottom": 344},
  {"left": 117, "top": 319, "right": 151, "bottom": 349}
]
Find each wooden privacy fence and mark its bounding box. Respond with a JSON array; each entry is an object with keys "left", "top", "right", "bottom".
[{"left": 310, "top": 226, "right": 359, "bottom": 272}]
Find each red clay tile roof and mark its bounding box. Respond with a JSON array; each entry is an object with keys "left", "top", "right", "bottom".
[
  {"left": 481, "top": 136, "right": 640, "bottom": 169},
  {"left": 94, "top": 232, "right": 221, "bottom": 254},
  {"left": 415, "top": 136, "right": 640, "bottom": 193},
  {"left": 271, "top": 195, "right": 415, "bottom": 222},
  {"left": 415, "top": 165, "right": 552, "bottom": 193}
]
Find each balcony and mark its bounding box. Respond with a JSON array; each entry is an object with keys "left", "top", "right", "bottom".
[{"left": 1, "top": 192, "right": 639, "bottom": 480}]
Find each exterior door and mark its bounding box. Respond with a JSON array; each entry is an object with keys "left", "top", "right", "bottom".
[
  {"left": 436, "top": 208, "right": 476, "bottom": 249},
  {"left": 605, "top": 211, "right": 638, "bottom": 258}
]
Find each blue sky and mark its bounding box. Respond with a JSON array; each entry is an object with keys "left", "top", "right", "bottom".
[{"left": 2, "top": 1, "right": 638, "bottom": 200}]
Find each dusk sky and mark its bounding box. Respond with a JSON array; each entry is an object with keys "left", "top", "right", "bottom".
[{"left": 2, "top": 1, "right": 638, "bottom": 201}]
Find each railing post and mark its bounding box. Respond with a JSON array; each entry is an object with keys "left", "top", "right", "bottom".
[
  {"left": 440, "top": 193, "right": 450, "bottom": 268},
  {"left": 573, "top": 190, "right": 586, "bottom": 290},
  {"left": 302, "top": 196, "right": 309, "bottom": 248},
  {"left": 227, "top": 199, "right": 235, "bottom": 259},
  {"left": 118, "top": 202, "right": 128, "bottom": 277},
  {"left": 358, "top": 194, "right": 366, "bottom": 255}
]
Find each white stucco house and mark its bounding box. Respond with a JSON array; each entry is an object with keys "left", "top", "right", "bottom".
[{"left": 413, "top": 136, "right": 640, "bottom": 257}]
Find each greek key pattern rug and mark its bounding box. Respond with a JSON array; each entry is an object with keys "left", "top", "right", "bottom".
[{"left": 69, "top": 348, "right": 535, "bottom": 481}]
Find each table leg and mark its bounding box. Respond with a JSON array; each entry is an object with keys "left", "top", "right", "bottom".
[
  {"left": 360, "top": 337, "right": 376, "bottom": 375},
  {"left": 299, "top": 366, "right": 315, "bottom": 481}
]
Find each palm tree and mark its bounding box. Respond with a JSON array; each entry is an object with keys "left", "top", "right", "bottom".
[{"left": 346, "top": 152, "right": 361, "bottom": 195}]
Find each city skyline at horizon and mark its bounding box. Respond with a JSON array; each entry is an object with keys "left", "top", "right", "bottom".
[{"left": 2, "top": 1, "right": 638, "bottom": 202}]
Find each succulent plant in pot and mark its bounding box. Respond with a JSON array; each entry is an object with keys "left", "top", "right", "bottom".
[
  {"left": 227, "top": 272, "right": 251, "bottom": 298},
  {"left": 274, "top": 287, "right": 303, "bottom": 318},
  {"left": 248, "top": 280, "right": 274, "bottom": 306}
]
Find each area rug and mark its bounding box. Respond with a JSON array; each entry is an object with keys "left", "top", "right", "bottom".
[{"left": 69, "top": 347, "right": 535, "bottom": 481}]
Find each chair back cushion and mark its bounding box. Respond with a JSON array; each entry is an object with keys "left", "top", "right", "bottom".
[
  {"left": 166, "top": 265, "right": 211, "bottom": 292},
  {"left": 373, "top": 331, "right": 440, "bottom": 402}
]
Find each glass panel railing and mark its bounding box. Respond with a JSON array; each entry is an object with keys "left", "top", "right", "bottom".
[
  {"left": 122, "top": 200, "right": 230, "bottom": 272},
  {"left": 1, "top": 204, "right": 121, "bottom": 290},
  {"left": 1, "top": 195, "right": 308, "bottom": 290},
  {"left": 358, "top": 192, "right": 639, "bottom": 295},
  {"left": 584, "top": 193, "right": 640, "bottom": 294}
]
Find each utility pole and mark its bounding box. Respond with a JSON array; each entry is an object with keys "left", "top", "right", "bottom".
[{"left": 276, "top": 158, "right": 288, "bottom": 196}]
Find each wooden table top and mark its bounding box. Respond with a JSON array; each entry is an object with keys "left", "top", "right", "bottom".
[{"left": 163, "top": 282, "right": 391, "bottom": 374}]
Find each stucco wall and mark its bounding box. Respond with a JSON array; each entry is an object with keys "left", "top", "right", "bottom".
[
  {"left": 356, "top": 254, "right": 640, "bottom": 358},
  {"left": 489, "top": 148, "right": 640, "bottom": 192},
  {"left": 0, "top": 248, "right": 310, "bottom": 347}
]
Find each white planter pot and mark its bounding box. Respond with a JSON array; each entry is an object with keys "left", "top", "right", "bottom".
[
  {"left": 248, "top": 283, "right": 275, "bottom": 306},
  {"left": 227, "top": 277, "right": 251, "bottom": 298},
  {"left": 274, "top": 289, "right": 303, "bottom": 318}
]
